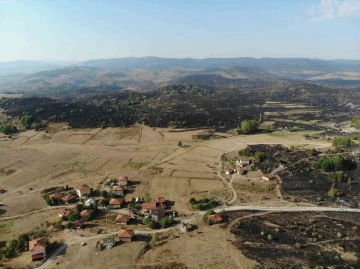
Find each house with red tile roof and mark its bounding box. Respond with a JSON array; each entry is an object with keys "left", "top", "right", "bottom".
[
  {"left": 118, "top": 229, "right": 134, "bottom": 241},
  {"left": 141, "top": 202, "right": 165, "bottom": 219},
  {"left": 109, "top": 198, "right": 124, "bottom": 209},
  {"left": 62, "top": 194, "right": 77, "bottom": 204},
  {"left": 76, "top": 184, "right": 91, "bottom": 198},
  {"left": 118, "top": 176, "right": 129, "bottom": 186},
  {"left": 58, "top": 208, "right": 74, "bottom": 218},
  {"left": 208, "top": 214, "right": 223, "bottom": 224},
  {"left": 115, "top": 213, "right": 132, "bottom": 224},
  {"left": 236, "top": 167, "right": 245, "bottom": 175},
  {"left": 49, "top": 193, "right": 64, "bottom": 203},
  {"left": 29, "top": 238, "right": 46, "bottom": 261},
  {"left": 112, "top": 185, "right": 124, "bottom": 196}
]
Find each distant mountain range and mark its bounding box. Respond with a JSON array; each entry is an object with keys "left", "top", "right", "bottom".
[
  {"left": 1, "top": 57, "right": 360, "bottom": 93},
  {"left": 74, "top": 57, "right": 360, "bottom": 72}
]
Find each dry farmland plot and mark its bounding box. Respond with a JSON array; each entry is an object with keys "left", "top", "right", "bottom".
[
  {"left": 137, "top": 225, "right": 238, "bottom": 269},
  {"left": 63, "top": 134, "right": 93, "bottom": 144},
  {"left": 51, "top": 239, "right": 145, "bottom": 269},
  {"left": 190, "top": 178, "right": 226, "bottom": 193}
]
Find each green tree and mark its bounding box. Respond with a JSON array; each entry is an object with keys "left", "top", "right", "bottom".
[
  {"left": 254, "top": 152, "right": 266, "bottom": 162},
  {"left": 0, "top": 125, "right": 17, "bottom": 135},
  {"left": 144, "top": 192, "right": 151, "bottom": 202},
  {"left": 67, "top": 212, "right": 80, "bottom": 222},
  {"left": 189, "top": 198, "right": 196, "bottom": 204},
  {"left": 159, "top": 216, "right": 173, "bottom": 228},
  {"left": 19, "top": 115, "right": 35, "bottom": 129},
  {"left": 17, "top": 234, "right": 30, "bottom": 252},
  {"left": 239, "top": 120, "right": 258, "bottom": 135},
  {"left": 100, "top": 190, "right": 108, "bottom": 198},
  {"left": 178, "top": 141, "right": 182, "bottom": 147}
]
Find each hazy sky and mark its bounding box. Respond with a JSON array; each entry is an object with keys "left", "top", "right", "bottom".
[{"left": 0, "top": 0, "right": 359, "bottom": 61}]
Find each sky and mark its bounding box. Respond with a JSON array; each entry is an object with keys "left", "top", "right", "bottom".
[{"left": 0, "top": 0, "right": 359, "bottom": 61}]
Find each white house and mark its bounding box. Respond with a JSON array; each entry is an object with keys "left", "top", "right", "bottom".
[{"left": 84, "top": 198, "right": 96, "bottom": 207}]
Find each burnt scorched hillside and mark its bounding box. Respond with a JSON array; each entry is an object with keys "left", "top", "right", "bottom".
[
  {"left": 0, "top": 81, "right": 359, "bottom": 128},
  {"left": 0, "top": 85, "right": 262, "bottom": 128}
]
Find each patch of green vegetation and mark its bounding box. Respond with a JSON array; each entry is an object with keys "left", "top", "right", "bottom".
[
  {"left": 122, "top": 160, "right": 149, "bottom": 170},
  {"left": 315, "top": 155, "right": 345, "bottom": 172},
  {"left": 202, "top": 209, "right": 215, "bottom": 226},
  {"left": 351, "top": 117, "right": 360, "bottom": 129},
  {"left": 0, "top": 124, "right": 17, "bottom": 135},
  {"left": 266, "top": 131, "right": 289, "bottom": 137},
  {"left": 236, "top": 119, "right": 259, "bottom": 135},
  {"left": 332, "top": 136, "right": 357, "bottom": 149},
  {"left": 189, "top": 197, "right": 218, "bottom": 210},
  {"left": 65, "top": 161, "right": 86, "bottom": 170},
  {"left": 0, "top": 221, "right": 13, "bottom": 233}
]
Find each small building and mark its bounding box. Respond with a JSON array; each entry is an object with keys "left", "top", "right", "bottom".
[
  {"left": 118, "top": 176, "right": 129, "bottom": 186},
  {"left": 262, "top": 174, "right": 274, "bottom": 181},
  {"left": 225, "top": 169, "right": 233, "bottom": 175},
  {"left": 135, "top": 197, "right": 143, "bottom": 204},
  {"left": 236, "top": 167, "right": 245, "bottom": 175},
  {"left": 80, "top": 210, "right": 89, "bottom": 218},
  {"left": 49, "top": 193, "right": 64, "bottom": 203},
  {"left": 156, "top": 197, "right": 167, "bottom": 209},
  {"left": 109, "top": 198, "right": 124, "bottom": 209},
  {"left": 73, "top": 218, "right": 86, "bottom": 229},
  {"left": 150, "top": 207, "right": 165, "bottom": 219},
  {"left": 179, "top": 223, "right": 193, "bottom": 233},
  {"left": 62, "top": 194, "right": 77, "bottom": 204},
  {"left": 58, "top": 208, "right": 73, "bottom": 218},
  {"left": 103, "top": 237, "right": 116, "bottom": 248},
  {"left": 76, "top": 184, "right": 91, "bottom": 198},
  {"left": 141, "top": 202, "right": 157, "bottom": 211},
  {"left": 112, "top": 186, "right": 124, "bottom": 196},
  {"left": 118, "top": 229, "right": 134, "bottom": 242},
  {"left": 115, "top": 213, "right": 132, "bottom": 224},
  {"left": 208, "top": 214, "right": 223, "bottom": 224},
  {"left": 84, "top": 198, "right": 96, "bottom": 207},
  {"left": 98, "top": 238, "right": 115, "bottom": 249},
  {"left": 238, "top": 160, "right": 251, "bottom": 168},
  {"left": 141, "top": 202, "right": 165, "bottom": 219},
  {"left": 29, "top": 238, "right": 46, "bottom": 261}
]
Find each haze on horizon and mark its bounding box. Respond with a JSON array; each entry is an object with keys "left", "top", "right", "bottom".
[{"left": 0, "top": 0, "right": 360, "bottom": 62}]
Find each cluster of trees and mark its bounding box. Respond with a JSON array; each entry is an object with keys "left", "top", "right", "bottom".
[
  {"left": 189, "top": 197, "right": 218, "bottom": 210},
  {"left": 328, "top": 171, "right": 352, "bottom": 184},
  {"left": 351, "top": 117, "right": 360, "bottom": 129},
  {"left": 0, "top": 124, "right": 17, "bottom": 135},
  {"left": 236, "top": 120, "right": 259, "bottom": 135},
  {"left": 1, "top": 234, "right": 30, "bottom": 259},
  {"left": 332, "top": 136, "right": 357, "bottom": 149},
  {"left": 316, "top": 155, "right": 345, "bottom": 172},
  {"left": 143, "top": 216, "right": 174, "bottom": 229},
  {"left": 168, "top": 120, "right": 189, "bottom": 128},
  {"left": 19, "top": 115, "right": 35, "bottom": 129},
  {"left": 238, "top": 147, "right": 266, "bottom": 162}
]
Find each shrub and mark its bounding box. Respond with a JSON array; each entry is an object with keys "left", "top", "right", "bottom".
[
  {"left": 0, "top": 125, "right": 17, "bottom": 135},
  {"left": 177, "top": 141, "right": 182, "bottom": 147},
  {"left": 238, "top": 120, "right": 258, "bottom": 135},
  {"left": 202, "top": 210, "right": 215, "bottom": 226},
  {"left": 332, "top": 136, "right": 357, "bottom": 149}
]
